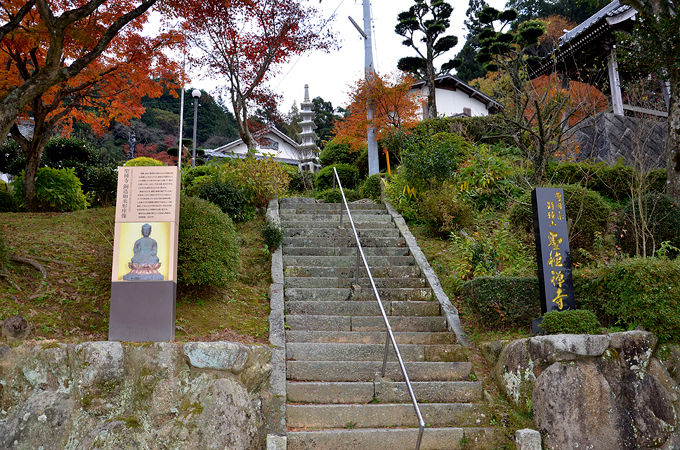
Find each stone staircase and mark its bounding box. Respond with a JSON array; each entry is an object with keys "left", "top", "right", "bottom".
[{"left": 278, "top": 197, "right": 502, "bottom": 450}]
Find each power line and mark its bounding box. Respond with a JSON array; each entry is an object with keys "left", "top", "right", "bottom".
[
  {"left": 273, "top": 0, "right": 347, "bottom": 92},
  {"left": 370, "top": 0, "right": 379, "bottom": 70}
]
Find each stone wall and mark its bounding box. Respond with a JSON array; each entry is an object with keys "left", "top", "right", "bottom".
[
  {"left": 485, "top": 331, "right": 680, "bottom": 450},
  {"left": 569, "top": 112, "right": 667, "bottom": 170},
  {"left": 0, "top": 341, "right": 272, "bottom": 450}
]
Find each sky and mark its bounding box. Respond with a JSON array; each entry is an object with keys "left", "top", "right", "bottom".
[{"left": 185, "top": 0, "right": 508, "bottom": 113}]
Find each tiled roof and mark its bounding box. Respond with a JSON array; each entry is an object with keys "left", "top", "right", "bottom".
[{"left": 559, "top": 0, "right": 633, "bottom": 46}]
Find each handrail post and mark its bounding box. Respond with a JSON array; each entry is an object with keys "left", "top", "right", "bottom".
[
  {"left": 381, "top": 332, "right": 390, "bottom": 377},
  {"left": 339, "top": 203, "right": 343, "bottom": 227},
  {"left": 355, "top": 246, "right": 360, "bottom": 285}
]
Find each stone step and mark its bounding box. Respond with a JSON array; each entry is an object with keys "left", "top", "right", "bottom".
[
  {"left": 283, "top": 246, "right": 410, "bottom": 257},
  {"left": 285, "top": 331, "right": 458, "bottom": 345},
  {"left": 286, "top": 403, "right": 490, "bottom": 429},
  {"left": 280, "top": 208, "right": 388, "bottom": 216},
  {"left": 286, "top": 427, "right": 502, "bottom": 450},
  {"left": 285, "top": 300, "right": 439, "bottom": 317},
  {"left": 286, "top": 380, "right": 483, "bottom": 404},
  {"left": 286, "top": 342, "right": 465, "bottom": 363},
  {"left": 284, "top": 287, "right": 432, "bottom": 302},
  {"left": 281, "top": 220, "right": 397, "bottom": 229},
  {"left": 286, "top": 342, "right": 428, "bottom": 362},
  {"left": 279, "top": 197, "right": 316, "bottom": 205},
  {"left": 287, "top": 361, "right": 472, "bottom": 382},
  {"left": 284, "top": 227, "right": 401, "bottom": 238},
  {"left": 280, "top": 201, "right": 386, "bottom": 210},
  {"left": 283, "top": 255, "right": 415, "bottom": 268},
  {"left": 284, "top": 276, "right": 428, "bottom": 289},
  {"left": 284, "top": 236, "right": 406, "bottom": 248},
  {"left": 280, "top": 213, "right": 393, "bottom": 223},
  {"left": 285, "top": 315, "right": 448, "bottom": 332},
  {"left": 284, "top": 266, "right": 421, "bottom": 279}
]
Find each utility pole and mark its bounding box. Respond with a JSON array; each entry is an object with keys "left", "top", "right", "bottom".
[{"left": 351, "top": 0, "right": 379, "bottom": 175}]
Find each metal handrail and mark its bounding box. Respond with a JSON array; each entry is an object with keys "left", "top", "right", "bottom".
[{"left": 332, "top": 168, "right": 425, "bottom": 450}]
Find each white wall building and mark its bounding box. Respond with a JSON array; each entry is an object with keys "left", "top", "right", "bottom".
[
  {"left": 204, "top": 127, "right": 304, "bottom": 165},
  {"left": 410, "top": 74, "right": 502, "bottom": 118}
]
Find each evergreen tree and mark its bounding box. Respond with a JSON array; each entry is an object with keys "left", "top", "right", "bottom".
[
  {"left": 505, "top": 0, "right": 608, "bottom": 24},
  {"left": 454, "top": 0, "right": 489, "bottom": 82},
  {"left": 312, "top": 97, "right": 338, "bottom": 148},
  {"left": 395, "top": 0, "right": 462, "bottom": 118}
]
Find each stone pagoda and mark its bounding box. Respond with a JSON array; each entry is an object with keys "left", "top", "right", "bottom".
[{"left": 297, "top": 84, "right": 320, "bottom": 173}]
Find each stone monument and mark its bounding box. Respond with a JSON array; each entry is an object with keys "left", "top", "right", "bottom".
[{"left": 109, "top": 166, "right": 180, "bottom": 342}]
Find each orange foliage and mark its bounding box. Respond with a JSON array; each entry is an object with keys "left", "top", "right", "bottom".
[
  {"left": 333, "top": 71, "right": 424, "bottom": 152},
  {"left": 529, "top": 74, "right": 609, "bottom": 127},
  {"left": 0, "top": 2, "right": 182, "bottom": 139},
  {"left": 538, "top": 15, "right": 578, "bottom": 55}
]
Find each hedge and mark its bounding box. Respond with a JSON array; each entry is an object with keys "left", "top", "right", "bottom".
[
  {"left": 460, "top": 276, "right": 540, "bottom": 329},
  {"left": 573, "top": 258, "right": 680, "bottom": 343}
]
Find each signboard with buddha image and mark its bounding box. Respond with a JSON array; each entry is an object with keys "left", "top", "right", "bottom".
[
  {"left": 109, "top": 166, "right": 180, "bottom": 342},
  {"left": 531, "top": 187, "right": 575, "bottom": 332}
]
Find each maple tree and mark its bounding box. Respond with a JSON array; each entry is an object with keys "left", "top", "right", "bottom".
[
  {"left": 1, "top": 1, "right": 181, "bottom": 211},
  {"left": 0, "top": 0, "right": 160, "bottom": 152},
  {"left": 176, "top": 0, "right": 337, "bottom": 150},
  {"left": 333, "top": 71, "right": 424, "bottom": 153},
  {"left": 474, "top": 7, "right": 609, "bottom": 183}
]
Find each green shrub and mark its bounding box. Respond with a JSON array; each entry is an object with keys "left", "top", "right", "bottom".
[
  {"left": 618, "top": 192, "right": 680, "bottom": 259},
  {"left": 82, "top": 165, "right": 118, "bottom": 207},
  {"left": 182, "top": 164, "right": 220, "bottom": 190},
  {"left": 383, "top": 167, "right": 420, "bottom": 222},
  {"left": 319, "top": 141, "right": 356, "bottom": 166},
  {"left": 509, "top": 184, "right": 610, "bottom": 251},
  {"left": 197, "top": 179, "right": 253, "bottom": 222},
  {"left": 43, "top": 136, "right": 100, "bottom": 168},
  {"left": 648, "top": 169, "right": 667, "bottom": 193},
  {"left": 455, "top": 144, "right": 523, "bottom": 209},
  {"left": 217, "top": 157, "right": 291, "bottom": 207},
  {"left": 0, "top": 181, "right": 16, "bottom": 212},
  {"left": 430, "top": 115, "right": 512, "bottom": 145},
  {"left": 460, "top": 277, "right": 541, "bottom": 329},
  {"left": 12, "top": 168, "right": 88, "bottom": 212},
  {"left": 314, "top": 188, "right": 361, "bottom": 203},
  {"left": 315, "top": 164, "right": 360, "bottom": 191},
  {"left": 262, "top": 219, "right": 285, "bottom": 251},
  {"left": 124, "top": 157, "right": 166, "bottom": 167},
  {"left": 0, "top": 191, "right": 18, "bottom": 212},
  {"left": 419, "top": 182, "right": 474, "bottom": 236},
  {"left": 546, "top": 161, "right": 667, "bottom": 202},
  {"left": 573, "top": 258, "right": 680, "bottom": 343},
  {"left": 178, "top": 194, "right": 240, "bottom": 287},
  {"left": 401, "top": 132, "right": 471, "bottom": 189},
  {"left": 1, "top": 139, "right": 25, "bottom": 176},
  {"left": 360, "top": 174, "right": 383, "bottom": 202},
  {"left": 541, "top": 309, "right": 602, "bottom": 335},
  {"left": 0, "top": 232, "right": 8, "bottom": 269}
]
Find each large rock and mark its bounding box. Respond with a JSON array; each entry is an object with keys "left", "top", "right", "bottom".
[
  {"left": 491, "top": 331, "right": 680, "bottom": 450},
  {"left": 495, "top": 339, "right": 535, "bottom": 413},
  {"left": 0, "top": 341, "right": 272, "bottom": 450},
  {"left": 533, "top": 361, "right": 635, "bottom": 449}
]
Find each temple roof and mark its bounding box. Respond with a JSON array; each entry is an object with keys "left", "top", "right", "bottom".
[{"left": 530, "top": 0, "right": 637, "bottom": 80}]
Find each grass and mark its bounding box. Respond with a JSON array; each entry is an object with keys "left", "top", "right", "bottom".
[{"left": 0, "top": 207, "right": 270, "bottom": 344}]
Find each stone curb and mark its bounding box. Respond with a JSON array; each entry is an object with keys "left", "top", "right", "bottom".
[
  {"left": 384, "top": 202, "right": 470, "bottom": 347},
  {"left": 266, "top": 197, "right": 287, "bottom": 447}
]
